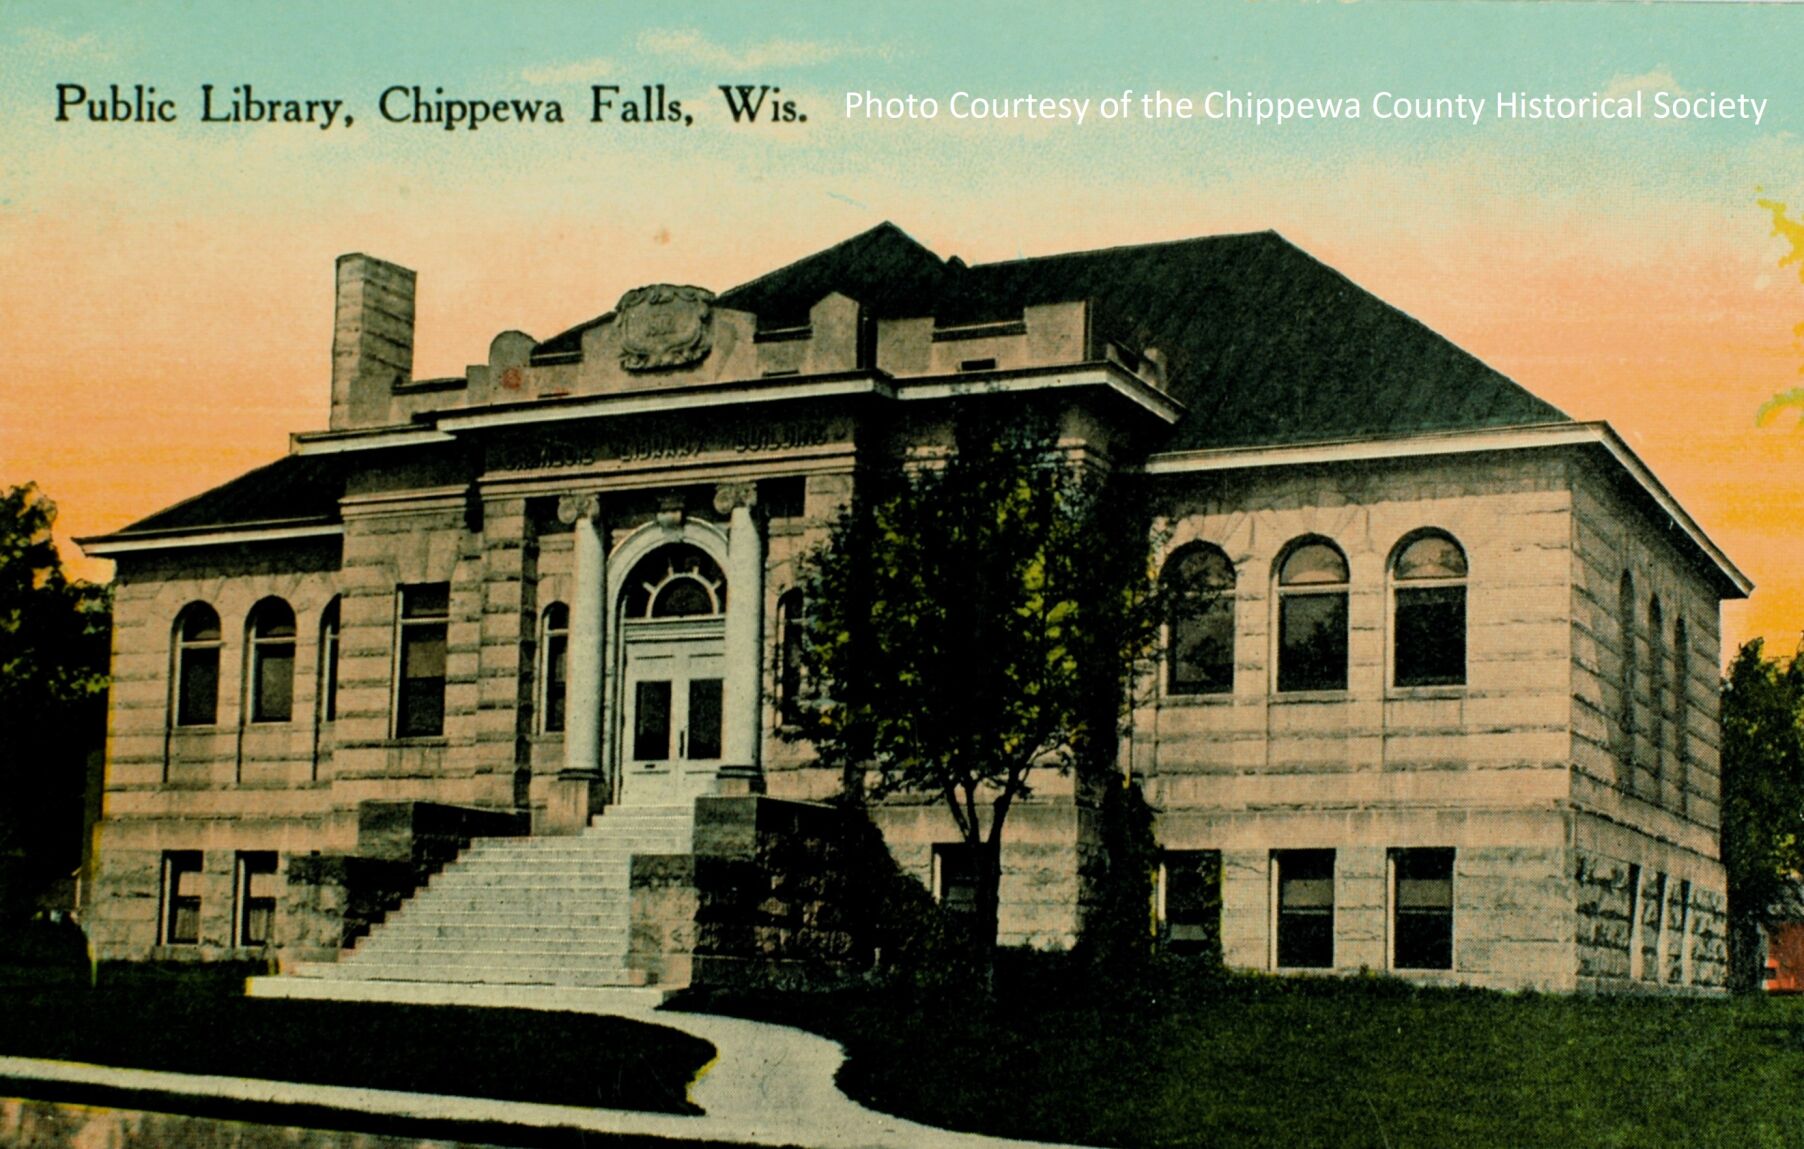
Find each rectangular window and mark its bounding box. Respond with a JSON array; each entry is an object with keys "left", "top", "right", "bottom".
[
  {"left": 235, "top": 851, "right": 277, "bottom": 947},
  {"left": 1274, "top": 849, "right": 1334, "bottom": 968},
  {"left": 1391, "top": 848, "right": 1454, "bottom": 970},
  {"left": 934, "top": 842, "right": 980, "bottom": 914},
  {"left": 633, "top": 680, "right": 671, "bottom": 760},
  {"left": 544, "top": 630, "right": 568, "bottom": 733},
  {"left": 178, "top": 647, "right": 220, "bottom": 726},
  {"left": 1642, "top": 871, "right": 1667, "bottom": 982},
  {"left": 1160, "top": 850, "right": 1223, "bottom": 956},
  {"left": 1626, "top": 863, "right": 1644, "bottom": 980},
  {"left": 686, "top": 678, "right": 723, "bottom": 760},
  {"left": 162, "top": 851, "right": 203, "bottom": 945},
  {"left": 1675, "top": 879, "right": 1692, "bottom": 985},
  {"left": 1278, "top": 594, "right": 1348, "bottom": 692},
  {"left": 1394, "top": 586, "right": 1466, "bottom": 687},
  {"left": 395, "top": 584, "right": 449, "bottom": 737}
]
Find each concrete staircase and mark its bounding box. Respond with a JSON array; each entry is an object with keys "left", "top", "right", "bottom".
[{"left": 290, "top": 804, "right": 691, "bottom": 988}]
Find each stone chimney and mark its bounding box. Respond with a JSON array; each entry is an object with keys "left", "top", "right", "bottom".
[{"left": 330, "top": 253, "right": 415, "bottom": 430}]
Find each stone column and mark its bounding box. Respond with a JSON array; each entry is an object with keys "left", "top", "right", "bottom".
[
  {"left": 548, "top": 493, "right": 604, "bottom": 832},
  {"left": 717, "top": 483, "right": 765, "bottom": 795}
]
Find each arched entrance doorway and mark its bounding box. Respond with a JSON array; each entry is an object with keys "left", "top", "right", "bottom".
[{"left": 613, "top": 542, "right": 728, "bottom": 806}]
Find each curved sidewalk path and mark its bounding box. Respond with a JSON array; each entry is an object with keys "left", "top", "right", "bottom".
[{"left": 0, "top": 978, "right": 1090, "bottom": 1149}]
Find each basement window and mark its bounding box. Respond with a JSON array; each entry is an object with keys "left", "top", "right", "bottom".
[
  {"left": 1159, "top": 850, "right": 1223, "bottom": 956},
  {"left": 1274, "top": 849, "right": 1334, "bottom": 969},
  {"left": 162, "top": 851, "right": 203, "bottom": 946},
  {"left": 934, "top": 843, "right": 980, "bottom": 914},
  {"left": 235, "top": 851, "right": 278, "bottom": 947},
  {"left": 1390, "top": 848, "right": 1454, "bottom": 970}
]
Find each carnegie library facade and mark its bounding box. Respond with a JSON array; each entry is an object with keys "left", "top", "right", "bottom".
[{"left": 79, "top": 224, "right": 1749, "bottom": 993}]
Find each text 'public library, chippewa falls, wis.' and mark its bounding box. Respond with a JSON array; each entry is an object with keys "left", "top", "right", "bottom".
[{"left": 77, "top": 223, "right": 1749, "bottom": 994}]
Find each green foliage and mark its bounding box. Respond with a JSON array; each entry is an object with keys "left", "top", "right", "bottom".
[
  {"left": 1720, "top": 637, "right": 1804, "bottom": 989},
  {"left": 697, "top": 963, "right": 1804, "bottom": 1149},
  {"left": 790, "top": 405, "right": 1162, "bottom": 961},
  {"left": 1076, "top": 776, "right": 1164, "bottom": 979},
  {"left": 0, "top": 484, "right": 111, "bottom": 896}
]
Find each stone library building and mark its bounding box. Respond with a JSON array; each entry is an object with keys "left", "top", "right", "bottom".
[{"left": 78, "top": 223, "right": 1748, "bottom": 993}]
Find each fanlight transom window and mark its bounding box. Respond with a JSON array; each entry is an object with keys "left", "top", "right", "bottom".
[{"left": 622, "top": 546, "right": 728, "bottom": 619}]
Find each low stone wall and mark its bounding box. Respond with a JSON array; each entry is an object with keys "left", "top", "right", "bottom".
[{"left": 628, "top": 795, "right": 868, "bottom": 989}]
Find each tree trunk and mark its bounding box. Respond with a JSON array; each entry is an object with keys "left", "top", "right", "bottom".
[{"left": 970, "top": 825, "right": 1004, "bottom": 992}]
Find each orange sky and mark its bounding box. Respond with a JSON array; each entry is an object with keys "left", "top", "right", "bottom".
[{"left": 2, "top": 4, "right": 1800, "bottom": 664}]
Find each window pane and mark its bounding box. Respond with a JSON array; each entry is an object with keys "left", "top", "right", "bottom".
[
  {"left": 1278, "top": 594, "right": 1348, "bottom": 692},
  {"left": 652, "top": 578, "right": 715, "bottom": 618},
  {"left": 397, "top": 622, "right": 447, "bottom": 737},
  {"left": 253, "top": 642, "right": 295, "bottom": 722},
  {"left": 181, "top": 607, "right": 221, "bottom": 642},
  {"left": 1279, "top": 543, "right": 1348, "bottom": 586},
  {"left": 321, "top": 631, "right": 339, "bottom": 722},
  {"left": 164, "top": 853, "right": 202, "bottom": 945},
  {"left": 1394, "top": 586, "right": 1466, "bottom": 687},
  {"left": 936, "top": 844, "right": 979, "bottom": 913},
  {"left": 403, "top": 584, "right": 449, "bottom": 618},
  {"left": 1393, "top": 536, "right": 1467, "bottom": 580},
  {"left": 1163, "top": 851, "right": 1222, "bottom": 955},
  {"left": 1393, "top": 849, "right": 1454, "bottom": 970},
  {"left": 1276, "top": 851, "right": 1335, "bottom": 968},
  {"left": 633, "top": 680, "right": 671, "bottom": 760},
  {"left": 178, "top": 647, "right": 220, "bottom": 726},
  {"left": 253, "top": 601, "right": 297, "bottom": 638},
  {"left": 687, "top": 678, "right": 723, "bottom": 760},
  {"left": 1171, "top": 598, "right": 1234, "bottom": 694},
  {"left": 544, "top": 633, "right": 568, "bottom": 733}
]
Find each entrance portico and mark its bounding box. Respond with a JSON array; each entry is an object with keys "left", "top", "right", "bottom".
[{"left": 543, "top": 489, "right": 765, "bottom": 830}]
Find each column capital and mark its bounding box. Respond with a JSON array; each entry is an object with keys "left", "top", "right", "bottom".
[
  {"left": 713, "top": 481, "right": 759, "bottom": 517},
  {"left": 557, "top": 492, "right": 602, "bottom": 525}
]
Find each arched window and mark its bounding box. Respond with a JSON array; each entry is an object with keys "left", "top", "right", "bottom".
[
  {"left": 1618, "top": 572, "right": 1637, "bottom": 752},
  {"left": 173, "top": 603, "right": 222, "bottom": 727},
  {"left": 540, "top": 602, "right": 569, "bottom": 733},
  {"left": 776, "top": 589, "right": 806, "bottom": 724},
  {"left": 1391, "top": 531, "right": 1467, "bottom": 688},
  {"left": 1162, "top": 543, "right": 1236, "bottom": 695},
  {"left": 247, "top": 598, "right": 297, "bottom": 723},
  {"left": 1647, "top": 596, "right": 1666, "bottom": 760},
  {"left": 622, "top": 546, "right": 727, "bottom": 619},
  {"left": 318, "top": 598, "right": 340, "bottom": 723},
  {"left": 1276, "top": 539, "right": 1349, "bottom": 693}
]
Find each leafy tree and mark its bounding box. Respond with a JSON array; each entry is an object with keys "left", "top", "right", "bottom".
[
  {"left": 789, "top": 406, "right": 1161, "bottom": 980},
  {"left": 0, "top": 484, "right": 111, "bottom": 913},
  {"left": 1719, "top": 637, "right": 1804, "bottom": 992}
]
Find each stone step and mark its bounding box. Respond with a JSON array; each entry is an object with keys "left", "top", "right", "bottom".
[
  {"left": 391, "top": 892, "right": 628, "bottom": 913},
  {"left": 296, "top": 961, "right": 647, "bottom": 987},
  {"left": 351, "top": 942, "right": 631, "bottom": 965},
  {"left": 382, "top": 907, "right": 625, "bottom": 927},
  {"left": 418, "top": 873, "right": 631, "bottom": 891},
  {"left": 355, "top": 924, "right": 629, "bottom": 949}
]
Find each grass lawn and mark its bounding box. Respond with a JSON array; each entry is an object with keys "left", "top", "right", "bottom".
[
  {"left": 677, "top": 954, "right": 1804, "bottom": 1149},
  {"left": 0, "top": 960, "right": 713, "bottom": 1116}
]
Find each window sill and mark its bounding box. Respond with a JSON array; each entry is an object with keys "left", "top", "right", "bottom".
[
  {"left": 388, "top": 735, "right": 450, "bottom": 747},
  {"left": 1160, "top": 691, "right": 1235, "bottom": 707},
  {"left": 1269, "top": 691, "right": 1350, "bottom": 704},
  {"left": 1386, "top": 685, "right": 1468, "bottom": 701}
]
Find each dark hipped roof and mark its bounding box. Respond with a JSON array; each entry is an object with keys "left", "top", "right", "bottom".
[
  {"left": 112, "top": 453, "right": 345, "bottom": 536},
  {"left": 537, "top": 222, "right": 1567, "bottom": 449},
  {"left": 110, "top": 224, "right": 1570, "bottom": 540}
]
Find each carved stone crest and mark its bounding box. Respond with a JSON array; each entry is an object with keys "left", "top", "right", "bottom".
[{"left": 614, "top": 284, "right": 715, "bottom": 371}]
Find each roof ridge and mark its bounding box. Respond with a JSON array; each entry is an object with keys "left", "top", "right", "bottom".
[{"left": 967, "top": 228, "right": 1282, "bottom": 270}]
